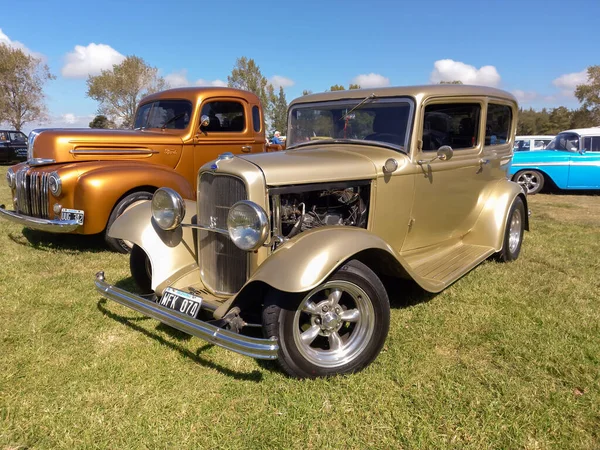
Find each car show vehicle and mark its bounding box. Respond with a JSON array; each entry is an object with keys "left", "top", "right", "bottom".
[
  {"left": 96, "top": 85, "right": 527, "bottom": 378},
  {"left": 0, "top": 130, "right": 28, "bottom": 163},
  {"left": 513, "top": 135, "right": 554, "bottom": 152},
  {"left": 0, "top": 87, "right": 270, "bottom": 252},
  {"left": 510, "top": 128, "right": 600, "bottom": 194}
]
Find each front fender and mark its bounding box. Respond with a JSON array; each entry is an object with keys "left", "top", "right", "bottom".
[
  {"left": 75, "top": 164, "right": 195, "bottom": 234},
  {"left": 108, "top": 199, "right": 199, "bottom": 292}
]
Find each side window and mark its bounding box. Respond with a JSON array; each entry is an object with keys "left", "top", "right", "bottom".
[
  {"left": 584, "top": 136, "right": 600, "bottom": 152},
  {"left": 485, "top": 104, "right": 512, "bottom": 146},
  {"left": 200, "top": 101, "right": 245, "bottom": 132},
  {"left": 422, "top": 103, "right": 480, "bottom": 151},
  {"left": 252, "top": 106, "right": 261, "bottom": 132},
  {"left": 533, "top": 140, "right": 547, "bottom": 150}
]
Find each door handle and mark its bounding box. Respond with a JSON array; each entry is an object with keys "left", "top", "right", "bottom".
[{"left": 241, "top": 145, "right": 252, "bottom": 153}]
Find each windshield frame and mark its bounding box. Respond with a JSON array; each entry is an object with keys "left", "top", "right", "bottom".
[
  {"left": 133, "top": 98, "right": 193, "bottom": 131},
  {"left": 286, "top": 96, "right": 415, "bottom": 153}
]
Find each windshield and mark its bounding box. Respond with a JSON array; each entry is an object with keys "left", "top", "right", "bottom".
[
  {"left": 546, "top": 132, "right": 580, "bottom": 151},
  {"left": 287, "top": 98, "right": 413, "bottom": 151},
  {"left": 134, "top": 100, "right": 192, "bottom": 130}
]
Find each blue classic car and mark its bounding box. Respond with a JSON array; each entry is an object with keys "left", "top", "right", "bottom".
[{"left": 509, "top": 128, "right": 600, "bottom": 194}]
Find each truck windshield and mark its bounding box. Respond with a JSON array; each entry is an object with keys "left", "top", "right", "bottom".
[
  {"left": 134, "top": 100, "right": 193, "bottom": 130},
  {"left": 546, "top": 133, "right": 580, "bottom": 151},
  {"left": 287, "top": 98, "right": 413, "bottom": 151}
]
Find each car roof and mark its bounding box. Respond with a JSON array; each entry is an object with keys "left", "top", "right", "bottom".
[
  {"left": 139, "top": 87, "right": 261, "bottom": 105},
  {"left": 558, "top": 127, "right": 600, "bottom": 137},
  {"left": 290, "top": 84, "right": 517, "bottom": 107}
]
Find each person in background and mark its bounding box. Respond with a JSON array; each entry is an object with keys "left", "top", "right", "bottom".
[{"left": 271, "top": 131, "right": 283, "bottom": 145}]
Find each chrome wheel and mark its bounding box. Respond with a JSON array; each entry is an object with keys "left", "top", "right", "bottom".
[
  {"left": 292, "top": 280, "right": 375, "bottom": 368},
  {"left": 508, "top": 208, "right": 522, "bottom": 253},
  {"left": 515, "top": 170, "right": 544, "bottom": 194}
]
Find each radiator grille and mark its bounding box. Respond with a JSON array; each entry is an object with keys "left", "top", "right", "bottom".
[
  {"left": 15, "top": 169, "right": 49, "bottom": 219},
  {"left": 198, "top": 173, "right": 248, "bottom": 294}
]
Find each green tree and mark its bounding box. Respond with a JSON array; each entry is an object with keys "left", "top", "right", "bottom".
[
  {"left": 86, "top": 56, "right": 166, "bottom": 128},
  {"left": 227, "top": 57, "right": 276, "bottom": 122},
  {"left": 89, "top": 114, "right": 116, "bottom": 129},
  {"left": 271, "top": 86, "right": 288, "bottom": 133},
  {"left": 329, "top": 84, "right": 361, "bottom": 91},
  {"left": 570, "top": 107, "right": 594, "bottom": 129},
  {"left": 548, "top": 107, "right": 572, "bottom": 134},
  {"left": 575, "top": 65, "right": 600, "bottom": 124},
  {"left": 348, "top": 83, "right": 360, "bottom": 90},
  {"left": 0, "top": 44, "right": 54, "bottom": 131},
  {"left": 302, "top": 89, "right": 313, "bottom": 96}
]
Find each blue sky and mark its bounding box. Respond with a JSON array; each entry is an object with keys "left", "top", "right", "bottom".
[{"left": 1, "top": 0, "right": 598, "bottom": 131}]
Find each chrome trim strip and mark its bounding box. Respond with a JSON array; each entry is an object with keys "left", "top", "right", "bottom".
[
  {"left": 181, "top": 223, "right": 229, "bottom": 236},
  {"left": 94, "top": 272, "right": 279, "bottom": 360},
  {"left": 512, "top": 161, "right": 600, "bottom": 167},
  {"left": 0, "top": 205, "right": 79, "bottom": 232},
  {"left": 69, "top": 149, "right": 159, "bottom": 155},
  {"left": 27, "top": 158, "right": 56, "bottom": 166}
]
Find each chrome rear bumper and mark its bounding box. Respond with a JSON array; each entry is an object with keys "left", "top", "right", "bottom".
[
  {"left": 0, "top": 205, "right": 79, "bottom": 232},
  {"left": 94, "top": 272, "right": 279, "bottom": 360}
]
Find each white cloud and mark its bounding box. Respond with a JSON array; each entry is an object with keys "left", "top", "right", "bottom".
[
  {"left": 512, "top": 90, "right": 538, "bottom": 102},
  {"left": 430, "top": 59, "right": 501, "bottom": 87},
  {"left": 61, "top": 43, "right": 125, "bottom": 79},
  {"left": 165, "top": 70, "right": 226, "bottom": 88},
  {"left": 0, "top": 28, "right": 44, "bottom": 59},
  {"left": 352, "top": 73, "right": 390, "bottom": 88},
  {"left": 270, "top": 75, "right": 295, "bottom": 89},
  {"left": 20, "top": 113, "right": 95, "bottom": 134},
  {"left": 552, "top": 70, "right": 589, "bottom": 96}
]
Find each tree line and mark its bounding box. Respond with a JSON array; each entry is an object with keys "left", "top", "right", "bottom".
[{"left": 1, "top": 42, "right": 599, "bottom": 136}]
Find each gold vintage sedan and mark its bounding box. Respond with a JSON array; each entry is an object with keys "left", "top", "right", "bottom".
[{"left": 96, "top": 85, "right": 527, "bottom": 378}]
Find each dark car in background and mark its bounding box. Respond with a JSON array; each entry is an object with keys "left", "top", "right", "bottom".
[{"left": 0, "top": 130, "right": 28, "bottom": 163}]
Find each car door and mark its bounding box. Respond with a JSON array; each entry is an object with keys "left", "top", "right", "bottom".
[
  {"left": 568, "top": 135, "right": 600, "bottom": 188},
  {"left": 193, "top": 97, "right": 262, "bottom": 174},
  {"left": 402, "top": 98, "right": 488, "bottom": 251}
]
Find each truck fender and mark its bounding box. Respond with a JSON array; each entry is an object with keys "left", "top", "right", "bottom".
[
  {"left": 74, "top": 164, "right": 195, "bottom": 234},
  {"left": 108, "top": 199, "right": 199, "bottom": 291},
  {"left": 464, "top": 179, "right": 529, "bottom": 250}
]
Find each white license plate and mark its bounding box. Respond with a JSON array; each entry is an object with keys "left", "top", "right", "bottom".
[
  {"left": 61, "top": 208, "right": 84, "bottom": 225},
  {"left": 158, "top": 287, "right": 203, "bottom": 319}
]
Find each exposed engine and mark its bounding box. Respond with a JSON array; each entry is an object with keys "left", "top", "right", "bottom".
[{"left": 274, "top": 183, "right": 370, "bottom": 239}]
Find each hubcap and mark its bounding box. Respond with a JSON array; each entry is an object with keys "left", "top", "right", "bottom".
[
  {"left": 508, "top": 208, "right": 522, "bottom": 253},
  {"left": 516, "top": 172, "right": 540, "bottom": 193},
  {"left": 293, "top": 280, "right": 374, "bottom": 368}
]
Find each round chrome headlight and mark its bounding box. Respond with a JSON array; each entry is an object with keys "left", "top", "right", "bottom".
[
  {"left": 227, "top": 200, "right": 269, "bottom": 251},
  {"left": 151, "top": 187, "right": 185, "bottom": 231},
  {"left": 48, "top": 172, "right": 62, "bottom": 196},
  {"left": 6, "top": 168, "right": 15, "bottom": 189}
]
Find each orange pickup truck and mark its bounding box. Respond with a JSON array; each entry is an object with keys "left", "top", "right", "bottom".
[{"left": 1, "top": 87, "right": 270, "bottom": 252}]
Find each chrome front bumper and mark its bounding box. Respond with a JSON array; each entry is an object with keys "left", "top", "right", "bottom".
[
  {"left": 95, "top": 272, "right": 279, "bottom": 360},
  {"left": 0, "top": 205, "right": 80, "bottom": 232}
]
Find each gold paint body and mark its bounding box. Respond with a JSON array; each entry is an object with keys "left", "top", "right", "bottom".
[
  {"left": 7, "top": 87, "right": 267, "bottom": 235},
  {"left": 109, "top": 85, "right": 526, "bottom": 317}
]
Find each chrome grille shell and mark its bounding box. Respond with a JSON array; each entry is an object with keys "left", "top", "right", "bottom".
[
  {"left": 15, "top": 168, "right": 50, "bottom": 219},
  {"left": 198, "top": 172, "right": 248, "bottom": 295}
]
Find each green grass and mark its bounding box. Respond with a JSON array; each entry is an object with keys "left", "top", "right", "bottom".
[{"left": 1, "top": 165, "right": 599, "bottom": 449}]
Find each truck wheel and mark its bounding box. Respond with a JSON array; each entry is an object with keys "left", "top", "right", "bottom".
[
  {"left": 514, "top": 170, "right": 544, "bottom": 194},
  {"left": 130, "top": 245, "right": 153, "bottom": 294},
  {"left": 105, "top": 191, "right": 153, "bottom": 253},
  {"left": 262, "top": 260, "right": 390, "bottom": 378},
  {"left": 497, "top": 196, "right": 525, "bottom": 262}
]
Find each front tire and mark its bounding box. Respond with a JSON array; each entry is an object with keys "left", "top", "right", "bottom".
[
  {"left": 130, "top": 244, "right": 153, "bottom": 294},
  {"left": 263, "top": 260, "right": 390, "bottom": 378},
  {"left": 497, "top": 196, "right": 525, "bottom": 262},
  {"left": 105, "top": 191, "right": 154, "bottom": 253},
  {"left": 514, "top": 170, "right": 544, "bottom": 194}
]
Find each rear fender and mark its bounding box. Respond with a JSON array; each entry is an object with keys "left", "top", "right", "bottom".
[{"left": 108, "top": 199, "right": 199, "bottom": 292}]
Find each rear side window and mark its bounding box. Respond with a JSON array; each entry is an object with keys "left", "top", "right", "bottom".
[
  {"left": 252, "top": 106, "right": 261, "bottom": 132},
  {"left": 485, "top": 104, "right": 512, "bottom": 145},
  {"left": 200, "top": 101, "right": 246, "bottom": 132},
  {"left": 422, "top": 103, "right": 480, "bottom": 151},
  {"left": 583, "top": 136, "right": 600, "bottom": 152}
]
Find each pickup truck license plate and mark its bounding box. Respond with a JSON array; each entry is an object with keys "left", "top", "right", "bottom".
[
  {"left": 158, "top": 287, "right": 203, "bottom": 319},
  {"left": 61, "top": 208, "right": 84, "bottom": 225}
]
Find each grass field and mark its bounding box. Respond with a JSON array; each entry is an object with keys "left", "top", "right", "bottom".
[{"left": 1, "top": 165, "right": 599, "bottom": 449}]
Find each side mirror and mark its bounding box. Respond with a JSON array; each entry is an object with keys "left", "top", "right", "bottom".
[
  {"left": 200, "top": 115, "right": 210, "bottom": 128},
  {"left": 437, "top": 145, "right": 453, "bottom": 161}
]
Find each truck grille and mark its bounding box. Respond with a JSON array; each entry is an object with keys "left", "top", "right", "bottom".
[
  {"left": 198, "top": 173, "right": 248, "bottom": 294},
  {"left": 15, "top": 169, "right": 49, "bottom": 219}
]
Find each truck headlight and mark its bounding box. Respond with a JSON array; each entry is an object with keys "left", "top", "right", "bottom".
[
  {"left": 6, "top": 168, "right": 15, "bottom": 189},
  {"left": 227, "top": 200, "right": 269, "bottom": 251},
  {"left": 151, "top": 188, "right": 185, "bottom": 231},
  {"left": 48, "top": 172, "right": 62, "bottom": 197}
]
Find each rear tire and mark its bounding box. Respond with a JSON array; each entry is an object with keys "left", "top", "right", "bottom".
[
  {"left": 497, "top": 196, "right": 525, "bottom": 262},
  {"left": 130, "top": 244, "right": 153, "bottom": 294},
  {"left": 262, "top": 260, "right": 390, "bottom": 378},
  {"left": 105, "top": 191, "right": 153, "bottom": 253}
]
